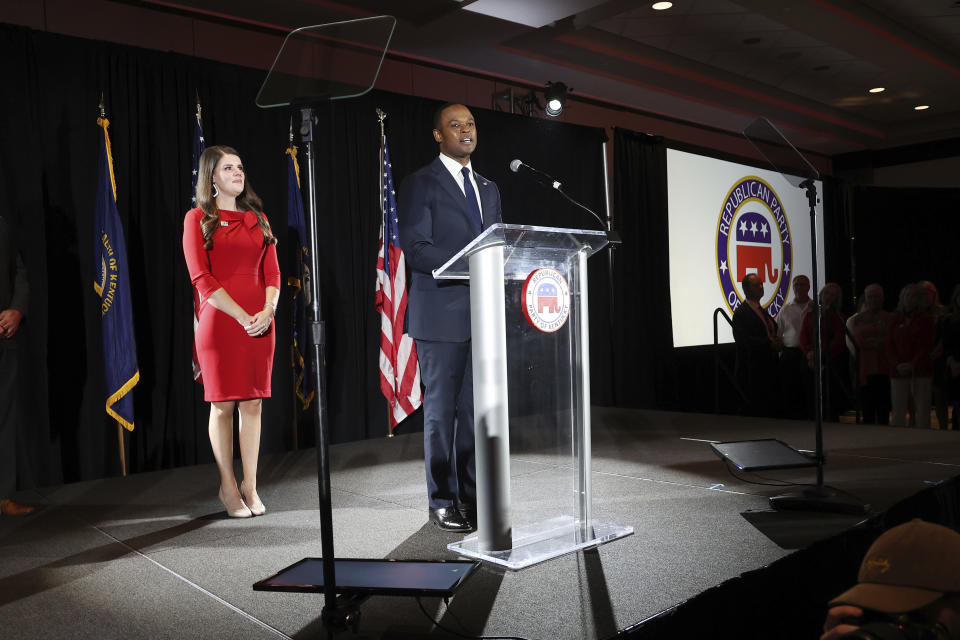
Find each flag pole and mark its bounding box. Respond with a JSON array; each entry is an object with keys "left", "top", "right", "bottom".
[
  {"left": 377, "top": 108, "right": 394, "bottom": 438},
  {"left": 117, "top": 421, "right": 127, "bottom": 476},
  {"left": 287, "top": 118, "right": 300, "bottom": 450}
]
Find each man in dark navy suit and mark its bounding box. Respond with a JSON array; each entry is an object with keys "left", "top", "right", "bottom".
[
  {"left": 398, "top": 103, "right": 503, "bottom": 531},
  {"left": 732, "top": 272, "right": 783, "bottom": 417},
  {"left": 0, "top": 215, "right": 34, "bottom": 516}
]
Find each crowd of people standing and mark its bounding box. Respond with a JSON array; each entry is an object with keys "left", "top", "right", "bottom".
[{"left": 733, "top": 274, "right": 960, "bottom": 429}]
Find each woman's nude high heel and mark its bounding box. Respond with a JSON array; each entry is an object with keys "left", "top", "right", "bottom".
[
  {"left": 240, "top": 481, "right": 266, "bottom": 516},
  {"left": 219, "top": 486, "right": 252, "bottom": 518}
]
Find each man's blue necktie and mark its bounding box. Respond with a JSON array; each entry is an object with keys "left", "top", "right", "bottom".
[{"left": 461, "top": 166, "right": 483, "bottom": 234}]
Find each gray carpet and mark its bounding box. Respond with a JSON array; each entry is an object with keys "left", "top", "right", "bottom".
[{"left": 2, "top": 407, "right": 959, "bottom": 639}]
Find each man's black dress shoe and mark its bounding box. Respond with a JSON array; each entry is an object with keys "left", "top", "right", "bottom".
[
  {"left": 429, "top": 507, "right": 472, "bottom": 532},
  {"left": 458, "top": 504, "right": 477, "bottom": 530}
]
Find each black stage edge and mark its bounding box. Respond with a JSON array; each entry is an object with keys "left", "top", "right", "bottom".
[{"left": 622, "top": 475, "right": 960, "bottom": 640}]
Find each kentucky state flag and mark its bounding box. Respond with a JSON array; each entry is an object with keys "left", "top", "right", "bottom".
[
  {"left": 286, "top": 144, "right": 314, "bottom": 411},
  {"left": 93, "top": 116, "right": 139, "bottom": 431}
]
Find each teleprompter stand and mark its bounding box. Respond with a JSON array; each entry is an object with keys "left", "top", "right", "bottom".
[
  {"left": 715, "top": 118, "right": 867, "bottom": 515},
  {"left": 254, "top": 17, "right": 479, "bottom": 637}
]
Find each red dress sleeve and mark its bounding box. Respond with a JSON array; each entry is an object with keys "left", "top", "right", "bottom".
[
  {"left": 182, "top": 208, "right": 223, "bottom": 299},
  {"left": 261, "top": 214, "right": 281, "bottom": 289}
]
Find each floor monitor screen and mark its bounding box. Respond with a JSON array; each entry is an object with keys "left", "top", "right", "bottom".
[{"left": 253, "top": 558, "right": 481, "bottom": 597}]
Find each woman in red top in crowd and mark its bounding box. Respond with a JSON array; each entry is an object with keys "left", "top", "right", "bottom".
[
  {"left": 888, "top": 283, "right": 935, "bottom": 428},
  {"left": 183, "top": 146, "right": 281, "bottom": 517}
]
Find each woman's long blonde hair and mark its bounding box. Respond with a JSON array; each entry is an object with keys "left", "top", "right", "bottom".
[{"left": 195, "top": 145, "right": 276, "bottom": 250}]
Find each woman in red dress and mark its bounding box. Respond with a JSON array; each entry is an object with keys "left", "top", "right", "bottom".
[{"left": 183, "top": 146, "right": 280, "bottom": 518}]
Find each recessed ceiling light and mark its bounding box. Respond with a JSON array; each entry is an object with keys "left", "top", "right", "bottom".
[
  {"left": 652, "top": 1, "right": 673, "bottom": 9},
  {"left": 868, "top": 87, "right": 885, "bottom": 93},
  {"left": 915, "top": 105, "right": 930, "bottom": 110}
]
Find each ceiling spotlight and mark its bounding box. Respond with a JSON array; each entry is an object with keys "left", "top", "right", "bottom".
[
  {"left": 868, "top": 87, "right": 885, "bottom": 93},
  {"left": 915, "top": 104, "right": 930, "bottom": 110},
  {"left": 652, "top": 1, "right": 673, "bottom": 9},
  {"left": 544, "top": 81, "right": 569, "bottom": 117}
]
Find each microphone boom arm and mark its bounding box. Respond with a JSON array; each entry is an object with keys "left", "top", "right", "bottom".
[{"left": 510, "top": 158, "right": 606, "bottom": 230}]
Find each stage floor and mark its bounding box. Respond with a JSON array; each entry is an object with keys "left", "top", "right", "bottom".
[{"left": 2, "top": 408, "right": 959, "bottom": 639}]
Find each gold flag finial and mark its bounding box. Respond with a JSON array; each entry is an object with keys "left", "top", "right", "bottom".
[
  {"left": 376, "top": 107, "right": 386, "bottom": 136},
  {"left": 98, "top": 92, "right": 105, "bottom": 118}
]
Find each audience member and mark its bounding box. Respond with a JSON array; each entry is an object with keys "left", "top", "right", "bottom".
[
  {"left": 888, "top": 283, "right": 935, "bottom": 428},
  {"left": 821, "top": 519, "right": 960, "bottom": 640},
  {"left": 943, "top": 284, "right": 960, "bottom": 431},
  {"left": 776, "top": 274, "right": 813, "bottom": 419},
  {"left": 801, "top": 282, "right": 849, "bottom": 421},
  {"left": 847, "top": 284, "right": 891, "bottom": 425},
  {"left": 920, "top": 280, "right": 949, "bottom": 429},
  {"left": 732, "top": 273, "right": 782, "bottom": 417}
]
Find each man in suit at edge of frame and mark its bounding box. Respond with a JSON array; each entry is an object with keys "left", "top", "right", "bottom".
[
  {"left": 0, "top": 214, "right": 35, "bottom": 517},
  {"left": 397, "top": 102, "right": 503, "bottom": 532}
]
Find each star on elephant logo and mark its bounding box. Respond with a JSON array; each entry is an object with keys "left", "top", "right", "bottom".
[
  {"left": 715, "top": 176, "right": 792, "bottom": 316},
  {"left": 521, "top": 267, "right": 571, "bottom": 333}
]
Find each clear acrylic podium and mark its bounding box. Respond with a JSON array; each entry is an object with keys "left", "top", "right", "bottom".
[{"left": 435, "top": 223, "right": 633, "bottom": 570}]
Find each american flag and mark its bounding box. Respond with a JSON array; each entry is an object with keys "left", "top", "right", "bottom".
[
  {"left": 190, "top": 104, "right": 205, "bottom": 382},
  {"left": 375, "top": 132, "right": 422, "bottom": 431}
]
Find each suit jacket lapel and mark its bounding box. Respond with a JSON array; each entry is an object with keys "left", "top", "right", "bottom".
[
  {"left": 474, "top": 171, "right": 498, "bottom": 229},
  {"left": 431, "top": 158, "right": 472, "bottom": 221}
]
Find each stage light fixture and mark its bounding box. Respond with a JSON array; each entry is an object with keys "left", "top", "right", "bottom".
[
  {"left": 868, "top": 87, "right": 885, "bottom": 93},
  {"left": 544, "top": 81, "right": 569, "bottom": 117},
  {"left": 915, "top": 104, "right": 930, "bottom": 110}
]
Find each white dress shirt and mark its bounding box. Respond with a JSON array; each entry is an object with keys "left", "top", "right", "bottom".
[{"left": 777, "top": 298, "right": 810, "bottom": 348}]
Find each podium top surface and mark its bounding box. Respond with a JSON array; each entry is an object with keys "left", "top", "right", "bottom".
[{"left": 433, "top": 223, "right": 610, "bottom": 280}]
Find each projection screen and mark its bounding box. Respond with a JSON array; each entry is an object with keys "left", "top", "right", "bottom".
[{"left": 666, "top": 148, "right": 825, "bottom": 348}]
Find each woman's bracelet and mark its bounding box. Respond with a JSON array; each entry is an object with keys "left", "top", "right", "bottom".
[{"left": 263, "top": 302, "right": 277, "bottom": 314}]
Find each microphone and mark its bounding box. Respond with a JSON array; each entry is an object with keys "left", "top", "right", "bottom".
[{"left": 509, "top": 159, "right": 561, "bottom": 189}]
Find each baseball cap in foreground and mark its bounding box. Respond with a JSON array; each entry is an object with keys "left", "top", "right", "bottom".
[{"left": 830, "top": 519, "right": 960, "bottom": 613}]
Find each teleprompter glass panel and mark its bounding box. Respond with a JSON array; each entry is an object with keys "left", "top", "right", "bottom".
[{"left": 256, "top": 16, "right": 396, "bottom": 108}]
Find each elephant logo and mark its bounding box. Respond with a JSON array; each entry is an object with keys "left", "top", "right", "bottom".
[
  {"left": 522, "top": 267, "right": 570, "bottom": 333},
  {"left": 716, "top": 176, "right": 793, "bottom": 318},
  {"left": 735, "top": 211, "right": 779, "bottom": 284},
  {"left": 536, "top": 283, "right": 560, "bottom": 313}
]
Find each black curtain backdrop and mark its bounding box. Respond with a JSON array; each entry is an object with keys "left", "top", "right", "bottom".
[
  {"left": 610, "top": 128, "right": 679, "bottom": 409},
  {"left": 849, "top": 186, "right": 960, "bottom": 305},
  {"left": 822, "top": 177, "right": 855, "bottom": 310},
  {"left": 0, "top": 23, "right": 609, "bottom": 487}
]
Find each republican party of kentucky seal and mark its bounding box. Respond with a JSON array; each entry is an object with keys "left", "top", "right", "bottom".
[
  {"left": 715, "top": 176, "right": 793, "bottom": 317},
  {"left": 521, "top": 267, "right": 571, "bottom": 333}
]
